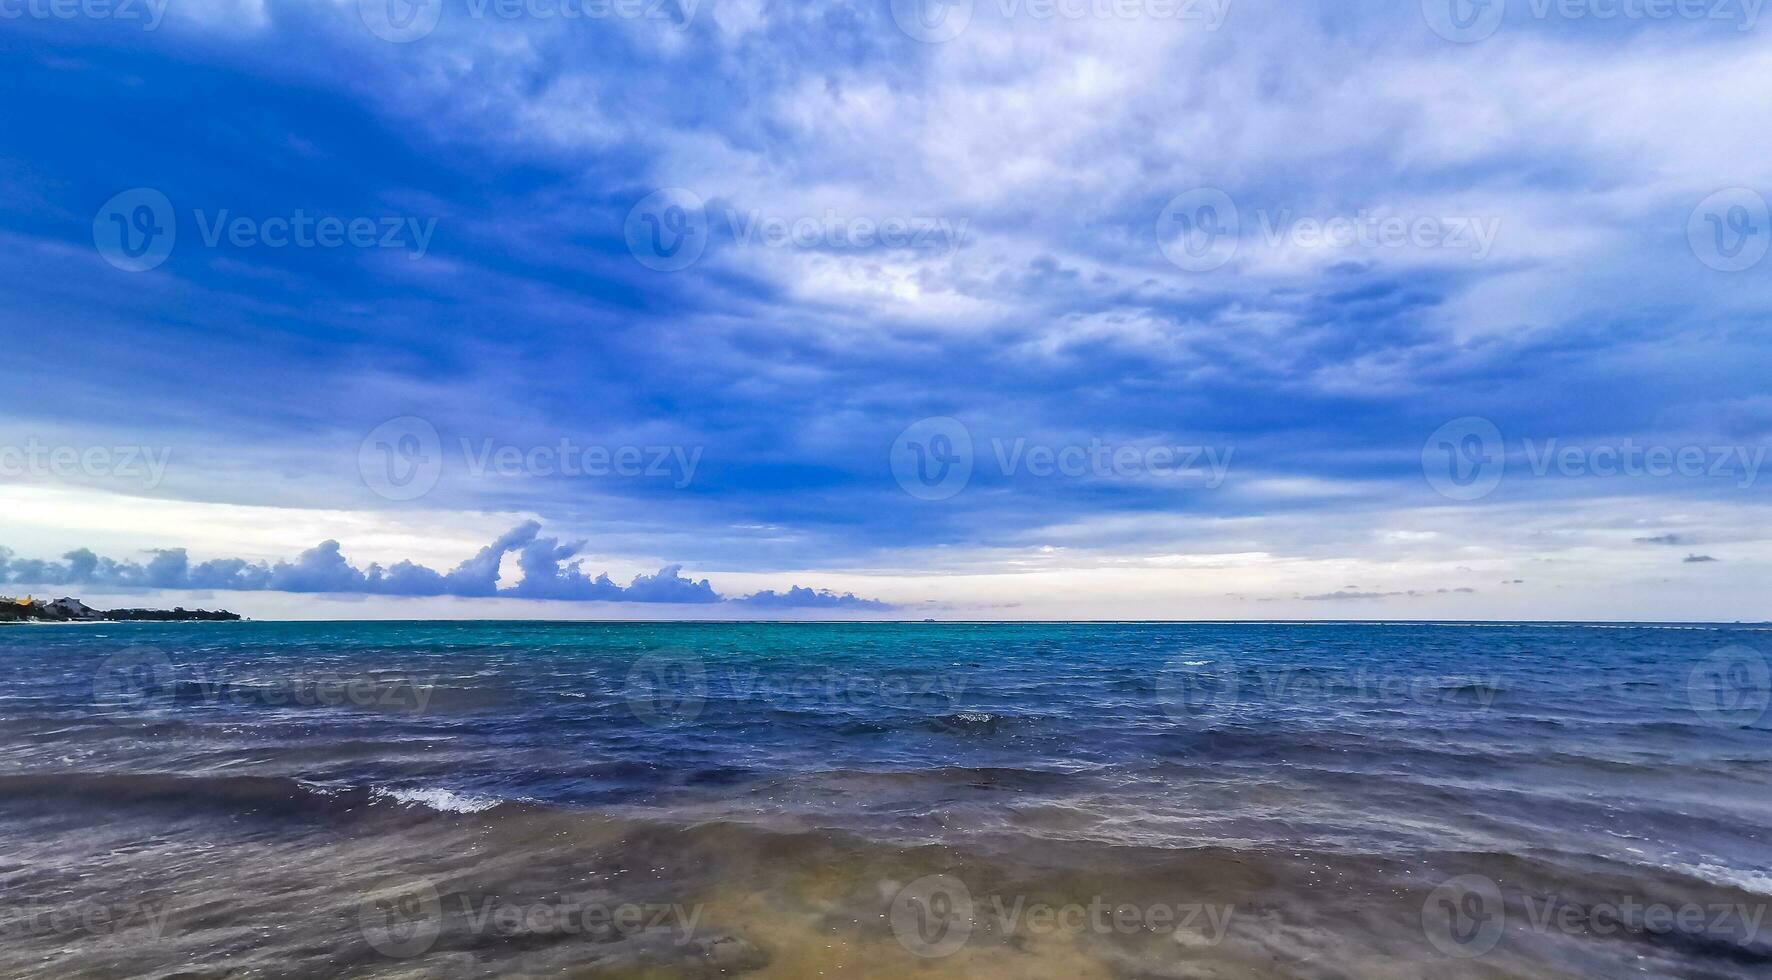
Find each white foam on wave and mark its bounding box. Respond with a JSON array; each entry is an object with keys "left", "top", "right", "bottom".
[
  {"left": 1674, "top": 861, "right": 1772, "bottom": 896},
  {"left": 370, "top": 786, "right": 503, "bottom": 813}
]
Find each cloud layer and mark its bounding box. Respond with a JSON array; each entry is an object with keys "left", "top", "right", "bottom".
[
  {"left": 0, "top": 4, "right": 1767, "bottom": 617},
  {"left": 0, "top": 522, "right": 890, "bottom": 609}
]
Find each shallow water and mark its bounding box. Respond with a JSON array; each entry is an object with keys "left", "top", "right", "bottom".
[{"left": 1, "top": 622, "right": 1768, "bottom": 977}]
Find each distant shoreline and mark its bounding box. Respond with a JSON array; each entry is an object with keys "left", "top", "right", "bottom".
[{"left": 0, "top": 596, "right": 242, "bottom": 624}]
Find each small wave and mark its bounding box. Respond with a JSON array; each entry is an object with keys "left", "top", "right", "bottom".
[
  {"left": 369, "top": 786, "right": 506, "bottom": 813},
  {"left": 0, "top": 772, "right": 372, "bottom": 817},
  {"left": 0, "top": 772, "right": 522, "bottom": 821},
  {"left": 1669, "top": 861, "right": 1772, "bottom": 897},
  {"left": 929, "top": 711, "right": 1018, "bottom": 734}
]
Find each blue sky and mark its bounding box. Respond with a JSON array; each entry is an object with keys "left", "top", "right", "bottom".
[{"left": 1, "top": 1, "right": 1769, "bottom": 619}]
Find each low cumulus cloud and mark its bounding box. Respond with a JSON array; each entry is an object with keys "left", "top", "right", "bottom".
[
  {"left": 1301, "top": 587, "right": 1477, "bottom": 601},
  {"left": 1683, "top": 554, "right": 1720, "bottom": 564},
  {"left": 735, "top": 586, "right": 891, "bottom": 611},
  {"left": 0, "top": 523, "right": 891, "bottom": 609}
]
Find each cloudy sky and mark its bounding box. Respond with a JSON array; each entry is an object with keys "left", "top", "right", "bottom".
[{"left": 1, "top": 0, "right": 1769, "bottom": 620}]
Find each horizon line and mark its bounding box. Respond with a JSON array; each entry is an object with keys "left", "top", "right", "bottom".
[{"left": 38, "top": 618, "right": 1771, "bottom": 627}]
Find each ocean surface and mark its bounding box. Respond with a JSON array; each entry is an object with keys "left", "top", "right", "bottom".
[{"left": 1, "top": 621, "right": 1768, "bottom": 978}]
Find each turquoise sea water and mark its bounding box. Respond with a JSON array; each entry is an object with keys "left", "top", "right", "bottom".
[{"left": 1, "top": 621, "right": 1768, "bottom": 977}]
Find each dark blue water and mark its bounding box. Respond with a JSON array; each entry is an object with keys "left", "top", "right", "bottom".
[{"left": 1, "top": 622, "right": 1768, "bottom": 978}]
